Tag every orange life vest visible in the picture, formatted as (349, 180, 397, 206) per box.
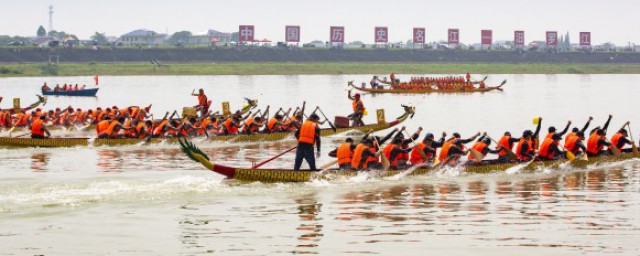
(610, 133, 626, 150)
(516, 138, 533, 160)
(153, 120, 168, 137)
(224, 119, 239, 134)
(31, 119, 44, 137)
(565, 132, 576, 144)
(267, 118, 280, 132)
(545, 132, 555, 140)
(351, 144, 370, 170)
(410, 142, 432, 164)
(586, 133, 604, 155)
(468, 142, 488, 160)
(136, 122, 147, 139)
(538, 138, 558, 159)
(352, 99, 365, 113)
(496, 135, 513, 156)
(198, 94, 208, 106)
(438, 140, 456, 162)
(106, 121, 121, 138)
(123, 120, 134, 137)
(298, 120, 318, 144)
(383, 144, 400, 167)
(336, 143, 353, 165)
(565, 136, 581, 154)
(96, 120, 110, 136)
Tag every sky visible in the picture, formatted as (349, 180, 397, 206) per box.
(0, 0, 638, 45)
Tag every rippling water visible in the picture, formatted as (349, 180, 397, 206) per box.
(1, 74, 640, 255)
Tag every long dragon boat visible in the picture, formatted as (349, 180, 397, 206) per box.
(350, 80, 506, 94)
(179, 138, 640, 183)
(377, 75, 488, 86)
(0, 105, 415, 148)
(0, 95, 47, 114)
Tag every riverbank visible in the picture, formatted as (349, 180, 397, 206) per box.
(2, 62, 640, 77)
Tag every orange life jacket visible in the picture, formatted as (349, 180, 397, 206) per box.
(351, 144, 370, 170)
(106, 121, 121, 138)
(267, 118, 280, 132)
(516, 138, 533, 160)
(438, 140, 456, 162)
(336, 143, 353, 165)
(97, 120, 110, 136)
(198, 94, 208, 106)
(76, 111, 87, 123)
(538, 138, 558, 159)
(123, 120, 134, 137)
(565, 136, 581, 154)
(383, 144, 400, 167)
(610, 133, 626, 150)
(496, 135, 513, 156)
(18, 112, 31, 126)
(468, 142, 488, 161)
(136, 122, 147, 139)
(298, 120, 318, 144)
(224, 119, 239, 134)
(410, 142, 432, 164)
(565, 132, 576, 144)
(586, 132, 604, 155)
(31, 119, 45, 137)
(153, 120, 168, 137)
(352, 99, 365, 113)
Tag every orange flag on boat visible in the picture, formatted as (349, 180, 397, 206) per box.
(94, 75, 99, 86)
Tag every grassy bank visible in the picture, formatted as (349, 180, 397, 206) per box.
(1, 62, 640, 77)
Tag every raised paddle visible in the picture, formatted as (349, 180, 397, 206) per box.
(627, 123, 639, 154)
(252, 146, 297, 169)
(315, 107, 337, 132)
(486, 135, 517, 160)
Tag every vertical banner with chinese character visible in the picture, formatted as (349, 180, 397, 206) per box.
(285, 26, 300, 43)
(374, 27, 388, 43)
(330, 26, 345, 43)
(448, 29, 459, 45)
(481, 30, 492, 45)
(514, 31, 525, 46)
(413, 27, 426, 44)
(546, 31, 558, 46)
(580, 32, 591, 46)
(239, 25, 255, 42)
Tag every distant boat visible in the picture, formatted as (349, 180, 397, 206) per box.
(42, 88, 99, 97)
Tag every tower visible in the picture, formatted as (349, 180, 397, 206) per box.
(48, 5, 54, 31)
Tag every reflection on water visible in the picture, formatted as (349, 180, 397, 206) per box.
(30, 153, 49, 171)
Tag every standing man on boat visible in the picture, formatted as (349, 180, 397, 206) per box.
(294, 114, 322, 171)
(466, 72, 471, 83)
(192, 88, 210, 117)
(347, 90, 366, 127)
(30, 115, 51, 139)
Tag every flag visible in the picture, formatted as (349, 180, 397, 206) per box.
(94, 75, 99, 86)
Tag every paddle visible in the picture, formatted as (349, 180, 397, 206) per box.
(486, 135, 517, 160)
(627, 123, 639, 154)
(373, 136, 391, 171)
(607, 137, 621, 157)
(557, 144, 576, 162)
(320, 159, 339, 169)
(469, 149, 485, 161)
(13, 132, 31, 138)
(316, 106, 337, 132)
(252, 146, 297, 169)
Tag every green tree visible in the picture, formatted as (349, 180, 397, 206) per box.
(167, 31, 192, 45)
(91, 32, 108, 45)
(37, 25, 46, 37)
(230, 32, 239, 42)
(48, 30, 67, 40)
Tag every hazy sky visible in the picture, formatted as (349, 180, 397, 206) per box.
(1, 0, 638, 45)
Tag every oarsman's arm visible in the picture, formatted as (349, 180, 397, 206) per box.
(423, 146, 436, 155)
(314, 126, 321, 152)
(557, 121, 572, 137)
(358, 149, 378, 167)
(448, 146, 465, 155)
(389, 147, 410, 162)
(575, 141, 587, 152)
(598, 138, 611, 148)
(460, 133, 481, 144)
(615, 137, 632, 148)
(509, 137, 521, 144)
(347, 90, 356, 101)
(549, 143, 564, 157)
(580, 117, 593, 134)
(328, 148, 338, 158)
(379, 129, 399, 145)
(602, 115, 612, 133)
(533, 119, 543, 138)
(483, 147, 502, 155)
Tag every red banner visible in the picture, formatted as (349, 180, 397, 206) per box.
(481, 30, 492, 45)
(285, 26, 300, 42)
(330, 26, 345, 43)
(514, 31, 525, 46)
(413, 27, 425, 44)
(546, 31, 558, 46)
(374, 27, 388, 43)
(448, 29, 459, 44)
(239, 25, 255, 42)
(580, 32, 591, 46)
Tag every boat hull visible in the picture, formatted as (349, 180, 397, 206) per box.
(42, 88, 99, 97)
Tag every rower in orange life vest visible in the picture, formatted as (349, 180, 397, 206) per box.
(585, 115, 613, 156)
(222, 116, 243, 135)
(565, 117, 593, 144)
(564, 131, 587, 155)
(265, 114, 285, 133)
(105, 116, 136, 139)
(438, 139, 466, 165)
(467, 135, 503, 162)
(383, 137, 413, 169)
(351, 138, 383, 170)
(364, 128, 399, 169)
(610, 122, 634, 152)
(192, 88, 211, 116)
(545, 120, 572, 140)
(328, 138, 356, 170)
(294, 114, 322, 171)
(516, 130, 535, 161)
(410, 132, 446, 165)
(495, 131, 520, 162)
(538, 134, 566, 160)
(30, 115, 51, 139)
(347, 90, 366, 127)
(388, 127, 422, 167)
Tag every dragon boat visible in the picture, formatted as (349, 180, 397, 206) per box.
(376, 75, 488, 86)
(0, 105, 415, 148)
(42, 88, 99, 97)
(350, 80, 506, 94)
(179, 138, 640, 183)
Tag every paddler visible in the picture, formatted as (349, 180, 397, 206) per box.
(106, 116, 135, 139)
(565, 131, 587, 155)
(496, 131, 520, 162)
(30, 115, 51, 139)
(438, 139, 466, 165)
(586, 128, 612, 156)
(136, 120, 153, 139)
(265, 114, 284, 133)
(516, 130, 535, 161)
(328, 138, 356, 170)
(409, 132, 445, 165)
(222, 116, 243, 135)
(192, 88, 210, 116)
(538, 134, 566, 160)
(347, 90, 366, 127)
(243, 116, 264, 135)
(383, 137, 413, 169)
(364, 128, 399, 169)
(351, 138, 383, 170)
(566, 117, 593, 143)
(294, 114, 322, 171)
(467, 136, 502, 162)
(610, 123, 634, 152)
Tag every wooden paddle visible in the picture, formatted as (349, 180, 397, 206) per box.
(469, 149, 486, 161)
(252, 146, 297, 169)
(557, 144, 576, 162)
(486, 135, 517, 160)
(607, 138, 621, 157)
(373, 136, 391, 171)
(320, 159, 339, 169)
(315, 107, 337, 132)
(627, 123, 639, 154)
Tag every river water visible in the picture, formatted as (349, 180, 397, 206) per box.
(1, 74, 639, 255)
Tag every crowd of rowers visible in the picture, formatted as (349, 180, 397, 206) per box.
(17, 104, 326, 140)
(369, 73, 486, 90)
(41, 83, 88, 92)
(325, 115, 636, 170)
